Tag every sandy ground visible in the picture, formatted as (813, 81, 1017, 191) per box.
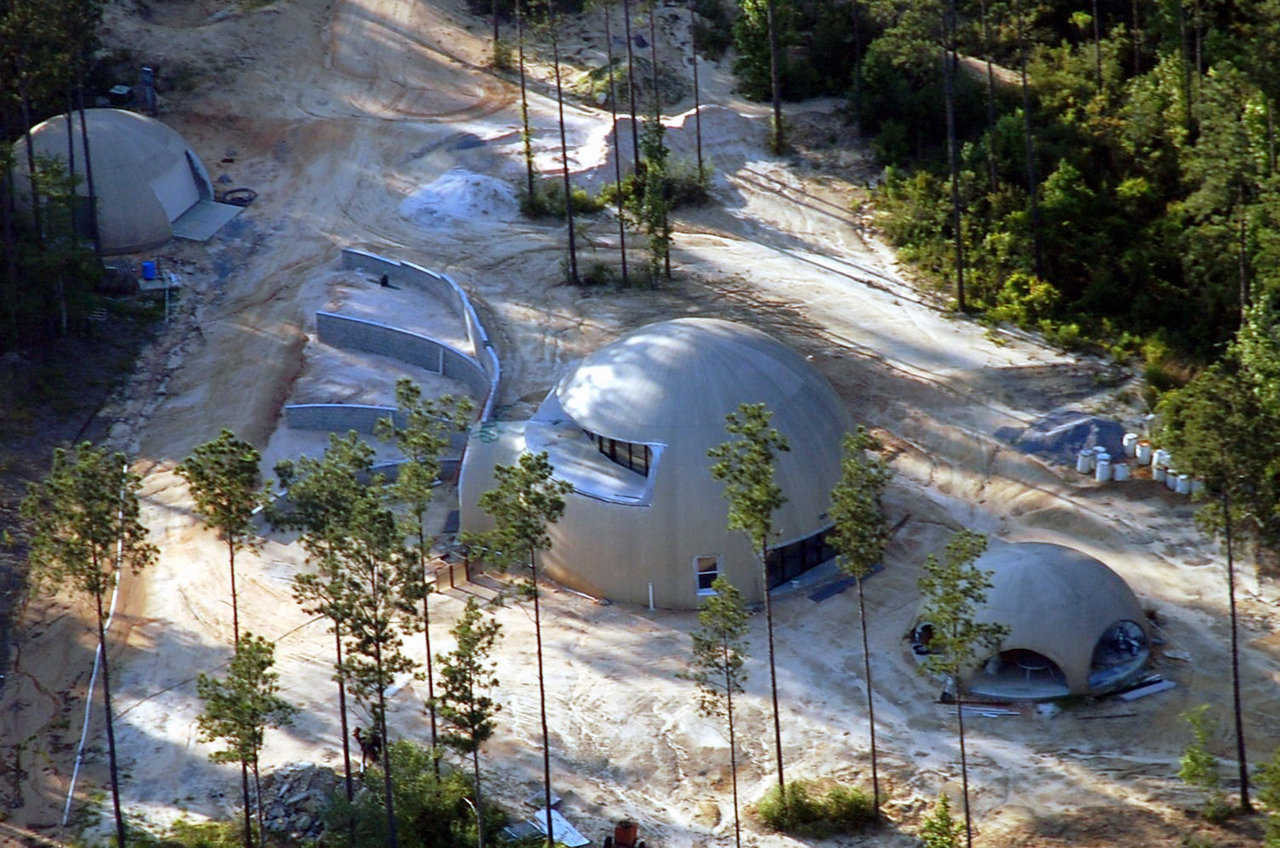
(2, 0, 1279, 845)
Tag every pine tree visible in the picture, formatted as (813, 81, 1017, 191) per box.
(827, 427, 891, 819)
(21, 442, 157, 848)
(707, 403, 791, 803)
(178, 429, 268, 647)
(603, 4, 631, 286)
(196, 634, 296, 848)
(464, 451, 572, 848)
(546, 0, 580, 284)
(916, 530, 1007, 848)
(679, 576, 748, 848)
(919, 793, 962, 848)
(435, 597, 503, 848)
(269, 434, 373, 821)
(377, 380, 473, 777)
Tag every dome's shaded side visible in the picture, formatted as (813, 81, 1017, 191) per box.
(15, 109, 210, 254)
(916, 541, 1150, 695)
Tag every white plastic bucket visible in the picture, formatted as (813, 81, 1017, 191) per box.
(1112, 463, 1130, 481)
(1077, 450, 1092, 473)
(1166, 468, 1179, 490)
(1176, 473, 1192, 494)
(1123, 433, 1139, 457)
(1135, 440, 1153, 465)
(1095, 457, 1112, 482)
(1153, 465, 1166, 483)
(1154, 449, 1171, 468)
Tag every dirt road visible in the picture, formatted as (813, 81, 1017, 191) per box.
(2, 0, 1276, 845)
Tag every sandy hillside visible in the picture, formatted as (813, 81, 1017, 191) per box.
(1, 0, 1277, 846)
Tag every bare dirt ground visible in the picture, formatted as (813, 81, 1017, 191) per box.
(2, 0, 1278, 845)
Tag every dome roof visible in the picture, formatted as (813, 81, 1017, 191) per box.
(14, 109, 211, 254)
(555, 317, 849, 461)
(920, 541, 1150, 694)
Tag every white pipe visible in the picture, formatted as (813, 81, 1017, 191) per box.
(648, 582, 654, 611)
(62, 463, 128, 826)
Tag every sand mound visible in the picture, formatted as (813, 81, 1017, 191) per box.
(398, 169, 519, 227)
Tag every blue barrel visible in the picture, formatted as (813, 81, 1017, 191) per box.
(141, 260, 157, 280)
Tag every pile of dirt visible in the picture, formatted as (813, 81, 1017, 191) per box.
(398, 169, 520, 228)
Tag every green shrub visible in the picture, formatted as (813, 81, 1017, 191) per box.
(989, 271, 1061, 326)
(1178, 705, 1231, 823)
(129, 819, 241, 848)
(755, 780, 874, 837)
(919, 794, 962, 848)
(520, 176, 604, 219)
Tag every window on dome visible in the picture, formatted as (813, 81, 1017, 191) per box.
(695, 556, 719, 595)
(582, 429, 651, 477)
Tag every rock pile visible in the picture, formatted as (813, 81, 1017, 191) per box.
(259, 763, 342, 842)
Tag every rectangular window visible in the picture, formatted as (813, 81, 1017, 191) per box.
(695, 555, 719, 595)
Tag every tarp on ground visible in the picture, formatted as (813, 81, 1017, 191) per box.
(531, 809, 591, 847)
(994, 412, 1127, 466)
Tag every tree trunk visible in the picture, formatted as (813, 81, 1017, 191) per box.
(955, 688, 973, 848)
(334, 628, 354, 805)
(979, 0, 997, 189)
(689, 0, 704, 181)
(229, 539, 241, 646)
(253, 752, 265, 848)
(472, 742, 485, 848)
(605, 6, 630, 286)
(94, 585, 128, 848)
(1091, 0, 1102, 92)
(1239, 206, 1249, 321)
(857, 577, 879, 819)
(2, 105, 20, 351)
(1018, 4, 1043, 279)
(1130, 0, 1140, 76)
(623, 0, 642, 175)
(648, 1, 671, 280)
(548, 2, 579, 285)
(20, 89, 43, 247)
(766, 0, 784, 153)
(517, 0, 535, 198)
(944, 0, 965, 311)
(420, 524, 440, 778)
(493, 0, 500, 62)
(1179, 2, 1193, 137)
(77, 86, 102, 259)
(239, 759, 253, 848)
(1224, 490, 1252, 812)
(723, 648, 741, 848)
(375, 637, 400, 848)
(759, 546, 785, 797)
(851, 0, 862, 131)
(531, 552, 556, 848)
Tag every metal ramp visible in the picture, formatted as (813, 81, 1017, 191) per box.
(171, 200, 242, 242)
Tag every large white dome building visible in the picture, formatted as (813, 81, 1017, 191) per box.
(460, 318, 852, 608)
(912, 541, 1151, 699)
(12, 108, 223, 254)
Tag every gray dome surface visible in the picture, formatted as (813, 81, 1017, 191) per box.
(555, 317, 848, 472)
(14, 109, 212, 254)
(920, 540, 1150, 695)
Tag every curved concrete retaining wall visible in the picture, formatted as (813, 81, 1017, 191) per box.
(284, 403, 468, 452)
(338, 248, 501, 420)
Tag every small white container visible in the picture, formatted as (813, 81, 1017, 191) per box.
(1123, 433, 1139, 457)
(1153, 448, 1171, 468)
(1153, 465, 1167, 483)
(1176, 473, 1192, 495)
(1076, 450, 1093, 474)
(1112, 463, 1131, 481)
(1166, 468, 1180, 490)
(1135, 440, 1153, 465)
(1095, 457, 1112, 482)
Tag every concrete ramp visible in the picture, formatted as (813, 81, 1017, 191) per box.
(171, 200, 242, 242)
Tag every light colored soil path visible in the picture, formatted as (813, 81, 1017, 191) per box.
(2, 0, 1276, 846)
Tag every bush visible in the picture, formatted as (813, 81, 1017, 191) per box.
(755, 780, 874, 837)
(322, 740, 504, 848)
(1178, 705, 1231, 823)
(520, 176, 605, 219)
(919, 794, 962, 848)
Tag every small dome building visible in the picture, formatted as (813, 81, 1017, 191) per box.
(12, 108, 218, 254)
(911, 541, 1151, 699)
(460, 318, 852, 609)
